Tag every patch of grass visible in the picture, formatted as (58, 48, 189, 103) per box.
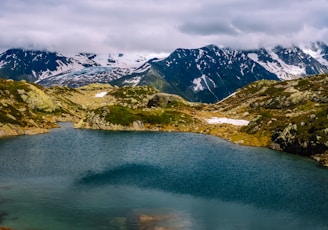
(231, 131, 271, 147)
(49, 86, 79, 96)
(139, 110, 192, 125)
(95, 105, 192, 126)
(296, 74, 327, 91)
(99, 105, 135, 126)
(112, 86, 157, 99)
(298, 100, 315, 111)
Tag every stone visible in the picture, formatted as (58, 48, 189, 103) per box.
(147, 93, 186, 108)
(138, 214, 176, 230)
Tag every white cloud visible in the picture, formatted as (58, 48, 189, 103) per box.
(0, 0, 327, 54)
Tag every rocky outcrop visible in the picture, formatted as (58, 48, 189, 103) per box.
(147, 93, 187, 108)
(0, 123, 51, 137)
(208, 74, 328, 166)
(270, 118, 328, 166)
(271, 123, 327, 156)
(74, 111, 137, 131)
(17, 84, 57, 112)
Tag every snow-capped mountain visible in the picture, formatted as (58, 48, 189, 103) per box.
(300, 41, 328, 67)
(247, 44, 328, 80)
(0, 49, 158, 87)
(0, 41, 327, 103)
(114, 45, 279, 102)
(115, 42, 328, 102)
(0, 49, 84, 82)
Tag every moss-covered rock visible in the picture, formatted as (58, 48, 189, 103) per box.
(19, 84, 57, 112)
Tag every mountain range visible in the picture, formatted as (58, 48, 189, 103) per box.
(0, 41, 327, 103)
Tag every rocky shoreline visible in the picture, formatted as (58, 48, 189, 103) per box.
(0, 123, 52, 137)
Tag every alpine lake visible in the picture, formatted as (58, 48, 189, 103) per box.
(0, 123, 327, 230)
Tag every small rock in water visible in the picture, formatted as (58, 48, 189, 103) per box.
(0, 227, 14, 230)
(138, 213, 187, 230)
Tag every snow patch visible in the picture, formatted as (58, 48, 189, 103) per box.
(217, 92, 236, 103)
(93, 52, 168, 68)
(301, 46, 328, 67)
(205, 117, 249, 126)
(123, 76, 142, 86)
(95, 92, 107, 98)
(192, 76, 205, 92)
(192, 75, 217, 93)
(196, 49, 204, 62)
(247, 52, 305, 80)
(269, 51, 306, 78)
(0, 60, 5, 68)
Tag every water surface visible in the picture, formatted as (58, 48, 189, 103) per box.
(0, 123, 327, 229)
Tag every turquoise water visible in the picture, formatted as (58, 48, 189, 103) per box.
(0, 123, 328, 230)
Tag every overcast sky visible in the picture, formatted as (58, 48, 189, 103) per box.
(1, 0, 327, 54)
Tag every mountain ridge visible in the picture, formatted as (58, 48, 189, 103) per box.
(1, 41, 328, 103)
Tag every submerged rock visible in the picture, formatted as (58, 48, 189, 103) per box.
(107, 217, 127, 230)
(138, 214, 182, 230)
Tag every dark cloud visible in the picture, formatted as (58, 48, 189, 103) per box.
(0, 0, 327, 53)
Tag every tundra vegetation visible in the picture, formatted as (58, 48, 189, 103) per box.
(0, 74, 327, 166)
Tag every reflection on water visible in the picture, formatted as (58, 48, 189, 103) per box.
(0, 123, 327, 229)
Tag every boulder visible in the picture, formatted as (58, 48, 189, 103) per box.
(147, 93, 186, 108)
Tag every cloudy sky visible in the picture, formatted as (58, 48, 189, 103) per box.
(1, 0, 327, 54)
